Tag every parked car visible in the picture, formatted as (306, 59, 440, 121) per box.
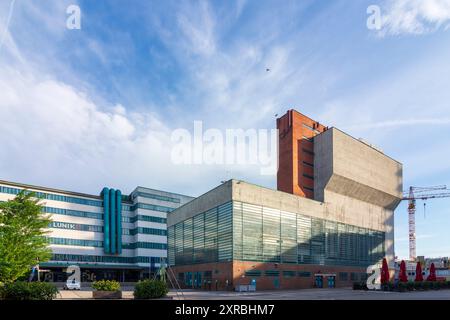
(63, 279, 81, 290)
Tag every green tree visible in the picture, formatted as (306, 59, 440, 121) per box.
(0, 190, 52, 283)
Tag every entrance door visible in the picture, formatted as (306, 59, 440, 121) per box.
(273, 278, 279, 289)
(315, 275, 323, 288)
(194, 272, 202, 289)
(185, 272, 192, 288)
(327, 276, 336, 288)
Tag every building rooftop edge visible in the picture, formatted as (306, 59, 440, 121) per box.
(0, 179, 191, 203)
(316, 127, 403, 165)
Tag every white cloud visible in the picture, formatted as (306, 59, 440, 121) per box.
(379, 0, 450, 36)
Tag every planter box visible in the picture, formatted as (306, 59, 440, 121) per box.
(93, 290, 122, 299)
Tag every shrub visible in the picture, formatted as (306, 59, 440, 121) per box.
(0, 281, 58, 300)
(352, 282, 361, 290)
(414, 282, 423, 291)
(406, 282, 414, 291)
(134, 279, 168, 299)
(92, 280, 121, 292)
(387, 282, 394, 291)
(423, 281, 431, 290)
(445, 281, 450, 289)
(398, 282, 407, 292)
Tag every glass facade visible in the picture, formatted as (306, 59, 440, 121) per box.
(168, 202, 233, 265)
(47, 238, 166, 250)
(168, 201, 385, 267)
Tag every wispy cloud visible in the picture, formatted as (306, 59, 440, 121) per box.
(343, 118, 450, 130)
(0, 0, 16, 51)
(379, 0, 450, 36)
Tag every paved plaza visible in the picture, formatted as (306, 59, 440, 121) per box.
(56, 287, 450, 300)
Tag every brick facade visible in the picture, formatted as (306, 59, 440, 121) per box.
(170, 261, 367, 290)
(277, 110, 327, 199)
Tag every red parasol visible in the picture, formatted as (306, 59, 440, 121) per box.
(399, 260, 408, 282)
(415, 262, 423, 282)
(381, 258, 390, 284)
(427, 263, 437, 282)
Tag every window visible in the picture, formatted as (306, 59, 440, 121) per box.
(265, 270, 280, 277)
(350, 272, 358, 281)
(298, 271, 311, 277)
(122, 242, 167, 250)
(48, 237, 103, 247)
(302, 161, 314, 168)
(131, 203, 174, 213)
(43, 206, 103, 220)
(283, 271, 296, 278)
(302, 148, 314, 156)
(51, 254, 162, 264)
(303, 173, 314, 180)
(0, 186, 102, 206)
(245, 270, 261, 277)
(339, 272, 348, 281)
(132, 191, 181, 203)
(133, 227, 167, 236)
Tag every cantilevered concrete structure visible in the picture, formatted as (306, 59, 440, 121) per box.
(167, 123, 403, 290)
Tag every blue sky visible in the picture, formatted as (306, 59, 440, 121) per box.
(1, 0, 450, 259)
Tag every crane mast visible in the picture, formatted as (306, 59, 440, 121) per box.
(403, 185, 450, 261)
(408, 187, 416, 261)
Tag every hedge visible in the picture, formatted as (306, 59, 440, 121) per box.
(0, 281, 58, 300)
(92, 280, 121, 292)
(134, 279, 168, 299)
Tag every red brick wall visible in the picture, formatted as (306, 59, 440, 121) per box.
(170, 261, 367, 290)
(233, 261, 365, 290)
(277, 110, 327, 199)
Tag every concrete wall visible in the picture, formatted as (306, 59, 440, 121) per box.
(314, 128, 403, 208)
(313, 128, 403, 265)
(167, 181, 233, 227)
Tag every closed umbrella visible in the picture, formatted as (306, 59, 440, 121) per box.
(427, 263, 436, 282)
(415, 262, 423, 282)
(381, 258, 390, 284)
(399, 260, 408, 282)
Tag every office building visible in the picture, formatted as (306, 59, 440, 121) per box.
(0, 179, 193, 282)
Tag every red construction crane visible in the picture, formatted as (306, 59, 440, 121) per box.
(402, 185, 450, 261)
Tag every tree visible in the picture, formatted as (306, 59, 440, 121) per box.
(0, 190, 52, 283)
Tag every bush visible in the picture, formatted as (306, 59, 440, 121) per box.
(0, 281, 58, 300)
(134, 279, 168, 299)
(92, 280, 121, 292)
(386, 282, 394, 291)
(433, 282, 441, 290)
(423, 281, 432, 290)
(353, 282, 361, 290)
(414, 282, 423, 291)
(406, 282, 414, 291)
(398, 282, 407, 292)
(445, 281, 450, 289)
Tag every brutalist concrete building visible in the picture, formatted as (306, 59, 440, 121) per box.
(167, 119, 403, 290)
